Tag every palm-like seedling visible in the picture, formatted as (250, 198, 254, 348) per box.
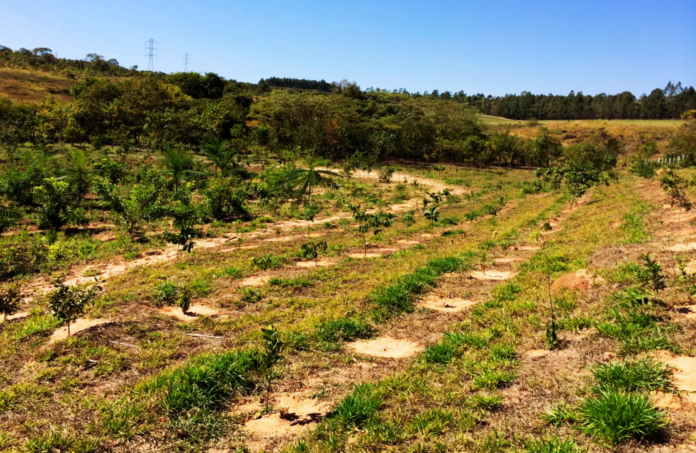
(162, 147, 198, 191)
(424, 206, 439, 229)
(201, 138, 238, 175)
(287, 157, 341, 202)
(65, 149, 91, 205)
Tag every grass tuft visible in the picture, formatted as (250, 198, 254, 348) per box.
(579, 389, 666, 446)
(591, 358, 674, 392)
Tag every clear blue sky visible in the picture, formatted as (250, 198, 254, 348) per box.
(0, 0, 694, 96)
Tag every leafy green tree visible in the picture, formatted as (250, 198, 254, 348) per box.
(402, 212, 415, 239)
(46, 278, 100, 337)
(165, 184, 202, 254)
(659, 170, 692, 213)
(64, 149, 91, 205)
(33, 178, 72, 231)
(564, 163, 609, 208)
(93, 174, 165, 238)
(94, 157, 126, 184)
(204, 176, 250, 221)
(301, 241, 328, 266)
(349, 203, 396, 257)
(0, 283, 21, 321)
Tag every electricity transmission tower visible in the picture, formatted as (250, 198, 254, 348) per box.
(144, 39, 158, 71)
(183, 53, 190, 72)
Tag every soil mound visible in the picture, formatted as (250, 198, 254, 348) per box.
(551, 269, 593, 293)
(419, 295, 475, 313)
(348, 337, 423, 358)
(48, 318, 112, 344)
(158, 304, 221, 322)
(468, 270, 516, 281)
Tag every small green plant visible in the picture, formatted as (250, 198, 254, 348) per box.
(154, 282, 178, 306)
(541, 402, 579, 426)
(317, 318, 374, 342)
(424, 206, 440, 229)
(251, 253, 285, 270)
(46, 278, 100, 337)
(331, 384, 381, 429)
(472, 394, 504, 411)
(300, 241, 328, 266)
(424, 342, 457, 365)
(0, 283, 22, 321)
(659, 169, 692, 213)
(579, 389, 666, 446)
(377, 166, 395, 183)
(541, 222, 552, 231)
(591, 359, 674, 392)
(402, 212, 415, 239)
(241, 288, 263, 303)
(176, 286, 193, 313)
(349, 204, 396, 257)
(638, 254, 666, 292)
(259, 325, 283, 410)
(526, 436, 586, 453)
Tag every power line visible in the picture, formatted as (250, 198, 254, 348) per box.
(144, 39, 158, 71)
(183, 53, 190, 72)
(25, 0, 135, 49)
(0, 0, 139, 55)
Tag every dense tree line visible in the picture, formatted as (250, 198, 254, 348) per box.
(261, 77, 333, 92)
(442, 83, 696, 120)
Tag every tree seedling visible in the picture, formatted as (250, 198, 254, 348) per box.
(424, 206, 440, 229)
(0, 283, 22, 321)
(46, 278, 101, 337)
(349, 204, 396, 257)
(301, 241, 328, 266)
(402, 212, 415, 239)
(259, 325, 283, 411)
(638, 254, 666, 293)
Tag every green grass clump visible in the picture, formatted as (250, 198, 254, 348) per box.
(526, 436, 585, 453)
(541, 402, 579, 426)
(595, 312, 675, 354)
(317, 318, 375, 343)
(369, 255, 470, 316)
(153, 350, 261, 414)
(579, 389, 666, 446)
(591, 359, 673, 392)
(424, 343, 457, 364)
(269, 277, 313, 288)
(251, 253, 286, 270)
(330, 384, 381, 429)
(444, 331, 487, 349)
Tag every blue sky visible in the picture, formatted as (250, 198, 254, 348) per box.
(0, 0, 694, 96)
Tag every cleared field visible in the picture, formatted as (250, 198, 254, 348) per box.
(2, 161, 696, 452)
(0, 67, 75, 103)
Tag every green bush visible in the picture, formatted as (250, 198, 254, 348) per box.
(579, 390, 666, 446)
(251, 253, 285, 270)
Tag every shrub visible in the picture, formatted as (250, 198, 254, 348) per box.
(0, 283, 22, 321)
(592, 359, 673, 392)
(154, 282, 178, 306)
(579, 390, 666, 446)
(46, 278, 100, 337)
(317, 319, 374, 342)
(251, 253, 285, 270)
(240, 288, 263, 303)
(377, 166, 395, 183)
